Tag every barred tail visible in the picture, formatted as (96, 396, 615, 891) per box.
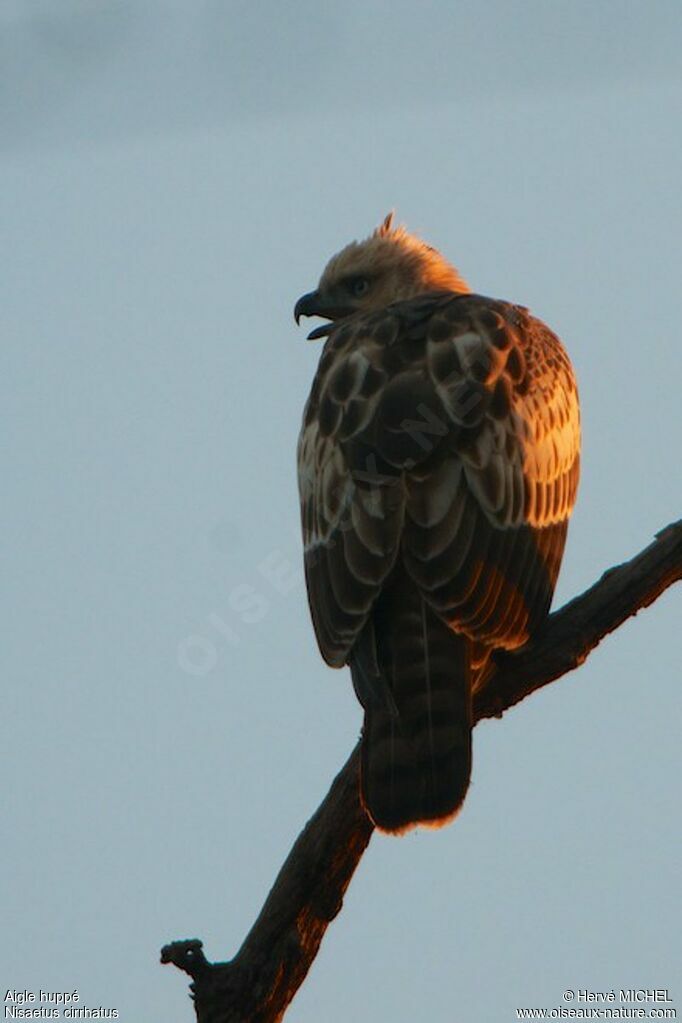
(351, 571, 472, 834)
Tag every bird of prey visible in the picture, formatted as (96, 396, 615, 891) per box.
(294, 214, 580, 833)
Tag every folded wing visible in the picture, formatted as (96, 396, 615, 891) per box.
(298, 293, 580, 666)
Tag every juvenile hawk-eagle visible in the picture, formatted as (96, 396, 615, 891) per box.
(295, 214, 580, 833)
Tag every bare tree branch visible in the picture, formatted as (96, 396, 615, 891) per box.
(161, 519, 682, 1023)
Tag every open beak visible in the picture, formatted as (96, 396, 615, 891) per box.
(294, 289, 351, 340)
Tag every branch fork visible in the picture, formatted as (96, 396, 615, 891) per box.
(163, 520, 682, 1023)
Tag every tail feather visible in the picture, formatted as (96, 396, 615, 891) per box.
(351, 569, 472, 833)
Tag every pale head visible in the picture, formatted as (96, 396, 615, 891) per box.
(294, 213, 470, 338)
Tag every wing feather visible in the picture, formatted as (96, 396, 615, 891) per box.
(298, 293, 580, 667)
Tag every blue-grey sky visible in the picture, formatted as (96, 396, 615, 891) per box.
(3, 3, 681, 1021)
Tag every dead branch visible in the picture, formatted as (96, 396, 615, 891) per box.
(161, 519, 681, 1023)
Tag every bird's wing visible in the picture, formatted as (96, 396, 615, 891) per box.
(297, 311, 406, 667)
(298, 293, 580, 665)
(400, 295, 580, 649)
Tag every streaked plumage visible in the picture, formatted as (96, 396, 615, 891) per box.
(295, 215, 580, 833)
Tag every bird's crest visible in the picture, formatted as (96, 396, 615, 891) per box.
(374, 211, 396, 237)
(316, 213, 470, 306)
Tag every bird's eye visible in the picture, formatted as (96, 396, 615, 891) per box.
(347, 276, 370, 298)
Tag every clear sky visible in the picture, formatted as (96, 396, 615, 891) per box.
(3, 2, 681, 1021)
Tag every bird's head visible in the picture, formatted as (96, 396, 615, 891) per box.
(294, 212, 470, 338)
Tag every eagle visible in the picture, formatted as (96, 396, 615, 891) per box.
(294, 214, 580, 833)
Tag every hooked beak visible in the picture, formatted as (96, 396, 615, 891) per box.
(294, 289, 352, 340)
